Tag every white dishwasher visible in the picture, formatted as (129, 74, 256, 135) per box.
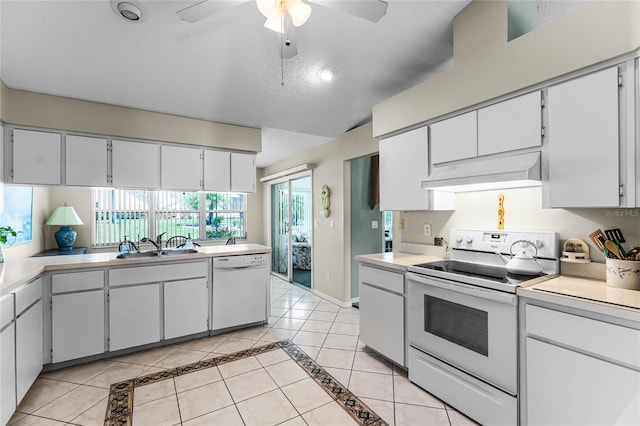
(212, 254, 269, 331)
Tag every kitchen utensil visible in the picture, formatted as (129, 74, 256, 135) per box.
(604, 228, 625, 243)
(561, 238, 590, 263)
(604, 240, 622, 259)
(626, 247, 640, 260)
(498, 240, 543, 275)
(615, 240, 627, 258)
(588, 229, 606, 251)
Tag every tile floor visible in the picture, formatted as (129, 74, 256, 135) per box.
(7, 276, 478, 426)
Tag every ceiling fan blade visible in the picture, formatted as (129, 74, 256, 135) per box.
(311, 0, 388, 22)
(177, 0, 247, 23)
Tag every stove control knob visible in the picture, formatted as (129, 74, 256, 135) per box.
(464, 235, 473, 244)
(455, 234, 463, 243)
(534, 239, 544, 248)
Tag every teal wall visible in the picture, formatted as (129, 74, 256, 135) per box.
(350, 156, 382, 298)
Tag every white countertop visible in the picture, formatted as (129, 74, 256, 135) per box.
(355, 252, 443, 272)
(519, 275, 640, 322)
(0, 244, 271, 296)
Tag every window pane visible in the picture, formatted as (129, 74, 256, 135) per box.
(94, 189, 149, 246)
(154, 191, 200, 239)
(204, 192, 245, 239)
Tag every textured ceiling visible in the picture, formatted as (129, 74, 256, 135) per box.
(0, 0, 470, 166)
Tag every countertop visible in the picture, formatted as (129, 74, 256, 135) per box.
(0, 244, 271, 297)
(355, 252, 443, 272)
(519, 275, 640, 322)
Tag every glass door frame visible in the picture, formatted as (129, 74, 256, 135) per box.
(268, 171, 313, 286)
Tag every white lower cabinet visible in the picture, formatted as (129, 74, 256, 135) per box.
(359, 264, 405, 366)
(52, 291, 105, 363)
(526, 337, 640, 425)
(109, 284, 161, 352)
(15, 299, 43, 402)
(0, 294, 15, 426)
(164, 278, 208, 340)
(1, 323, 15, 426)
(521, 302, 640, 425)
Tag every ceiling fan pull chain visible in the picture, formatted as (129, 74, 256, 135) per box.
(280, 12, 285, 86)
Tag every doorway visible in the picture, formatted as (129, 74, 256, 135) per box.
(270, 173, 313, 288)
(350, 155, 384, 301)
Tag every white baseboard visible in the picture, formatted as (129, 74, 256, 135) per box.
(313, 289, 352, 308)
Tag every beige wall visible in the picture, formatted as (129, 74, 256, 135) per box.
(0, 83, 261, 152)
(398, 186, 640, 264)
(372, 0, 640, 137)
(261, 123, 378, 302)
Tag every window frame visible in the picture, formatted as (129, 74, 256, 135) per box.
(92, 189, 247, 248)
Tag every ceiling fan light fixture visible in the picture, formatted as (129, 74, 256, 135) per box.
(256, 0, 282, 19)
(287, 0, 311, 27)
(317, 67, 336, 82)
(264, 16, 285, 33)
(257, 0, 311, 32)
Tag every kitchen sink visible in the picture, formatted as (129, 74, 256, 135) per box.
(159, 248, 199, 256)
(115, 249, 199, 259)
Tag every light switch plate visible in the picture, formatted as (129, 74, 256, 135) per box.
(372, 221, 378, 229)
(314, 221, 319, 229)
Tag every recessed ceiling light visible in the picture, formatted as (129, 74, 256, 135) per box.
(317, 67, 336, 82)
(111, 0, 147, 23)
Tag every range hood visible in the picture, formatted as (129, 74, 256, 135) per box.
(422, 152, 541, 192)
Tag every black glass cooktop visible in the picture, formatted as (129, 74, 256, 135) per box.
(412, 260, 545, 286)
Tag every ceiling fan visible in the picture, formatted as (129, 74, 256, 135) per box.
(177, 0, 389, 58)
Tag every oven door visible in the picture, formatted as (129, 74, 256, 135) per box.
(407, 272, 518, 394)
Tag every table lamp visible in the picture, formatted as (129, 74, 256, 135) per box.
(46, 204, 84, 250)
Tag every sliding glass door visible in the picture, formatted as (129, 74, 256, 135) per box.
(270, 173, 313, 288)
(271, 181, 289, 278)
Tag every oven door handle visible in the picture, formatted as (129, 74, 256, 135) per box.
(407, 272, 517, 305)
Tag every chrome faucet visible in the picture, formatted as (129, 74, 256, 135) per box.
(141, 232, 167, 253)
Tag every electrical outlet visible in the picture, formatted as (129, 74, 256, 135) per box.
(326, 273, 331, 283)
(424, 224, 431, 236)
(434, 237, 444, 246)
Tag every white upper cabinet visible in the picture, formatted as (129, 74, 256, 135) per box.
(478, 91, 542, 156)
(204, 150, 231, 192)
(65, 135, 108, 187)
(112, 139, 160, 189)
(12, 129, 61, 184)
(430, 111, 477, 164)
(380, 126, 454, 211)
(231, 152, 256, 193)
(161, 145, 203, 191)
(546, 67, 620, 208)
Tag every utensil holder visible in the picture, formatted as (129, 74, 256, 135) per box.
(605, 259, 640, 290)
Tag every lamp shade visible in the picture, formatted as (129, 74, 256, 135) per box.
(46, 205, 84, 226)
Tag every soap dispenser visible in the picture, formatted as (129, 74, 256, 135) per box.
(120, 235, 130, 254)
(183, 233, 194, 249)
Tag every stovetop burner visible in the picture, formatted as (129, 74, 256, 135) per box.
(413, 260, 545, 284)
(409, 260, 547, 292)
(408, 228, 559, 293)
